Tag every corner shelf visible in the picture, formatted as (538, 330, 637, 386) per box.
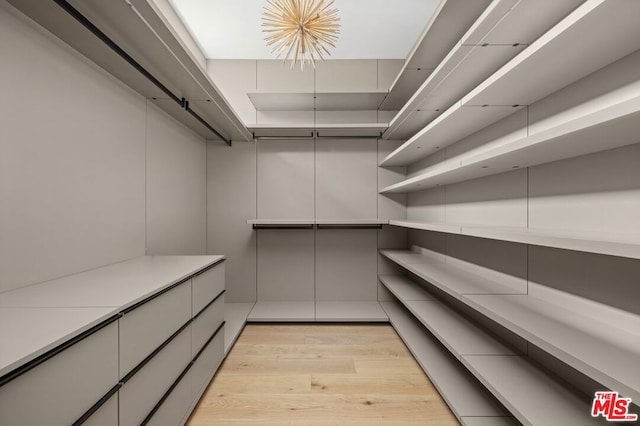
(380, 249, 526, 298)
(382, 0, 640, 165)
(381, 275, 613, 425)
(380, 301, 513, 424)
(384, 0, 584, 140)
(223, 302, 254, 354)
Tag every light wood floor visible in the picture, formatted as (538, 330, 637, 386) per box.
(187, 323, 459, 425)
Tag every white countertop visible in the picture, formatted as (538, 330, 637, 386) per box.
(0, 255, 224, 377)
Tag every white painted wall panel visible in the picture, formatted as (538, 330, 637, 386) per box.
(315, 60, 378, 92)
(316, 139, 378, 219)
(0, 4, 146, 292)
(407, 187, 446, 223)
(207, 141, 256, 302)
(315, 229, 378, 301)
(529, 144, 640, 236)
(257, 139, 314, 219)
(445, 169, 527, 227)
(257, 230, 314, 302)
(377, 59, 405, 90)
(146, 103, 206, 255)
(256, 60, 314, 92)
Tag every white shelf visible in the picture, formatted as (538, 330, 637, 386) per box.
(382, 276, 520, 357)
(464, 293, 640, 403)
(314, 301, 387, 322)
(247, 301, 315, 322)
(387, 220, 640, 260)
(247, 219, 389, 229)
(224, 302, 254, 354)
(381, 301, 512, 421)
(247, 219, 315, 229)
(463, 0, 640, 108)
(380, 0, 492, 111)
(380, 249, 526, 298)
(384, 0, 584, 140)
(248, 123, 388, 138)
(382, 0, 640, 165)
(247, 91, 388, 111)
(381, 103, 523, 167)
(381, 94, 640, 190)
(9, 0, 250, 142)
(463, 355, 604, 426)
(378, 275, 436, 301)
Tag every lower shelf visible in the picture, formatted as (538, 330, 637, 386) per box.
(247, 301, 388, 322)
(224, 302, 254, 353)
(248, 301, 315, 322)
(315, 301, 387, 322)
(380, 301, 512, 423)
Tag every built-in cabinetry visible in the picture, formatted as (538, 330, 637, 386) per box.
(0, 256, 231, 425)
(377, 0, 640, 425)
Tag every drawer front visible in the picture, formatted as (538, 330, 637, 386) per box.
(192, 294, 225, 357)
(192, 262, 225, 315)
(191, 326, 225, 402)
(83, 393, 118, 426)
(119, 280, 191, 377)
(146, 369, 193, 426)
(0, 322, 118, 426)
(119, 325, 191, 426)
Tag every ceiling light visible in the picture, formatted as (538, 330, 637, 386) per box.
(262, 0, 340, 69)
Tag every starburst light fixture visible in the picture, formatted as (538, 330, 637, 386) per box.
(262, 0, 340, 69)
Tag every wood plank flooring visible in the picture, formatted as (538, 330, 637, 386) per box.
(187, 324, 459, 425)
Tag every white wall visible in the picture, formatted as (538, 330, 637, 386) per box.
(0, 3, 207, 292)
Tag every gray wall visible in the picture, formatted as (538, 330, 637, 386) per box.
(0, 3, 207, 292)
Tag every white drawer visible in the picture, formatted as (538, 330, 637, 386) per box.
(192, 293, 225, 357)
(119, 324, 191, 426)
(192, 262, 225, 315)
(119, 280, 191, 377)
(83, 393, 118, 426)
(191, 325, 225, 402)
(0, 321, 118, 426)
(146, 368, 193, 426)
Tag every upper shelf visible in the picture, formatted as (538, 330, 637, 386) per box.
(383, 0, 586, 140)
(380, 94, 640, 188)
(247, 219, 388, 229)
(248, 123, 388, 139)
(379, 0, 492, 111)
(382, 0, 640, 165)
(8, 0, 251, 142)
(248, 91, 389, 111)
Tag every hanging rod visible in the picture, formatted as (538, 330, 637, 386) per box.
(51, 0, 232, 146)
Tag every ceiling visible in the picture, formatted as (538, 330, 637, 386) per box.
(167, 0, 440, 60)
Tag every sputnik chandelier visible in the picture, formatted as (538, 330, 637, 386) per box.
(262, 0, 340, 69)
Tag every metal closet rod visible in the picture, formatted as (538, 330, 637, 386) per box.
(52, 0, 232, 146)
